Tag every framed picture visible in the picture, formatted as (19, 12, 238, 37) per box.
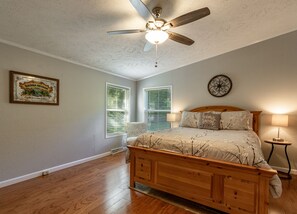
(10, 71, 59, 105)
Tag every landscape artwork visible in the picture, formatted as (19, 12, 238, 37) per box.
(9, 71, 59, 105)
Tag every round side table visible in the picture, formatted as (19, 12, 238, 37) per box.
(264, 140, 292, 179)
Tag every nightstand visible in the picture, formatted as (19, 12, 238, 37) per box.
(264, 140, 292, 179)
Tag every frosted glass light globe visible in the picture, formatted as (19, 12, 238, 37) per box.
(145, 30, 169, 44)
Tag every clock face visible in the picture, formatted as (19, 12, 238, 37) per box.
(208, 75, 232, 97)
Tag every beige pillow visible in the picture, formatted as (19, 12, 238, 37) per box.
(220, 111, 252, 130)
(180, 111, 201, 128)
(249, 113, 253, 130)
(198, 112, 221, 130)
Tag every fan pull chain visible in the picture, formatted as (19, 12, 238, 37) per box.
(155, 43, 158, 68)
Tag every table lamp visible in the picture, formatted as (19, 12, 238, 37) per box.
(271, 114, 288, 142)
(167, 113, 180, 127)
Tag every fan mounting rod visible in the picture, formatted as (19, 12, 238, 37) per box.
(152, 7, 162, 18)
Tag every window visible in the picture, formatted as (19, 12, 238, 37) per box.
(144, 86, 172, 131)
(106, 83, 130, 137)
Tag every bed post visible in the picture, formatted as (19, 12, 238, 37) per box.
(251, 111, 261, 136)
(258, 174, 270, 213)
(129, 150, 135, 188)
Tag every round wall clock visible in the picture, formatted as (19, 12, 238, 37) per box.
(208, 74, 232, 97)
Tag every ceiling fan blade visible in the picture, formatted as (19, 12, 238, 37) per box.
(168, 32, 194, 46)
(107, 29, 146, 35)
(129, 0, 154, 20)
(169, 7, 210, 28)
(144, 41, 154, 52)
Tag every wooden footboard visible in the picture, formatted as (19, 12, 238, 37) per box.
(128, 146, 276, 214)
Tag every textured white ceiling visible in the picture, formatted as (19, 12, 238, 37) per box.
(0, 0, 297, 80)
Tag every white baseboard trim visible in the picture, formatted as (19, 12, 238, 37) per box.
(0, 151, 111, 188)
(271, 165, 297, 175)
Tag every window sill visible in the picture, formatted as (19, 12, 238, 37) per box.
(105, 133, 126, 139)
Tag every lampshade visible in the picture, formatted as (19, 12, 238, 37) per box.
(166, 113, 180, 122)
(272, 114, 288, 127)
(145, 30, 169, 44)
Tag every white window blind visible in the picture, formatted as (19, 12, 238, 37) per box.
(106, 83, 130, 137)
(144, 86, 171, 131)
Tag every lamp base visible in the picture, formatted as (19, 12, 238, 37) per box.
(273, 137, 284, 142)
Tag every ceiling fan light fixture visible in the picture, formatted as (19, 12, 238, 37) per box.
(146, 21, 156, 30)
(154, 18, 165, 28)
(161, 23, 172, 31)
(145, 30, 169, 44)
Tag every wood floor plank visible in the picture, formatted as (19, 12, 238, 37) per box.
(0, 152, 295, 214)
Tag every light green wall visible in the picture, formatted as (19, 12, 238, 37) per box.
(137, 30, 297, 171)
(0, 43, 136, 181)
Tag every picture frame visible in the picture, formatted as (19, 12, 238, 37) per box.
(9, 71, 59, 105)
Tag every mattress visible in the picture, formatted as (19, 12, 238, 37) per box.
(128, 127, 282, 198)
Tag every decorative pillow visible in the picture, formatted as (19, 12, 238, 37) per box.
(126, 122, 147, 138)
(220, 111, 252, 130)
(180, 111, 201, 128)
(198, 112, 221, 130)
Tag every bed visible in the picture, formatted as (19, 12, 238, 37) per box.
(127, 106, 280, 214)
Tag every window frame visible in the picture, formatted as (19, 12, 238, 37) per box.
(105, 82, 131, 138)
(143, 85, 172, 131)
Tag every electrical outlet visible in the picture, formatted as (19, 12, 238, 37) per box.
(42, 171, 49, 176)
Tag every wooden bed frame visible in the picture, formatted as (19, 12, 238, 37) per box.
(128, 106, 277, 214)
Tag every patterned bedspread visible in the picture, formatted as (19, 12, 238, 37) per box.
(128, 127, 282, 198)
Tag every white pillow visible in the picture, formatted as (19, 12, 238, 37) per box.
(180, 111, 201, 128)
(220, 111, 253, 130)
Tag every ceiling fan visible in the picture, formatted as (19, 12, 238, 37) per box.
(107, 0, 210, 52)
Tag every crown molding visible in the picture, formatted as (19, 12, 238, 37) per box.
(0, 39, 136, 81)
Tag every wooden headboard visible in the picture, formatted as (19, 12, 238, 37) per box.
(189, 105, 261, 135)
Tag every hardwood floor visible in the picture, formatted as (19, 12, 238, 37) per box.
(269, 174, 297, 214)
(0, 152, 295, 214)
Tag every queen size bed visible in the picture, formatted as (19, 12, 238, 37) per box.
(127, 106, 281, 214)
